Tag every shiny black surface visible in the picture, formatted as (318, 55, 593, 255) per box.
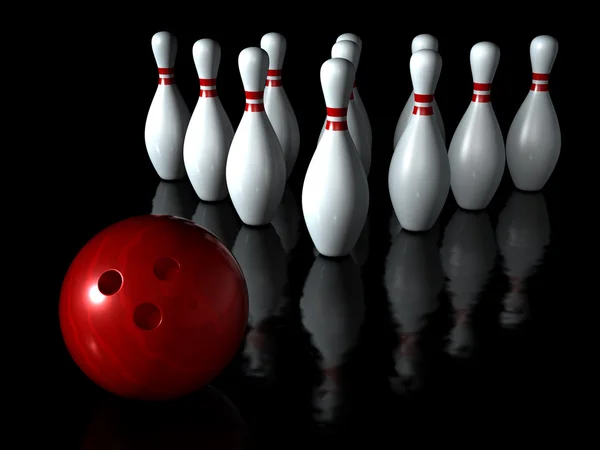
(53, 167, 560, 446)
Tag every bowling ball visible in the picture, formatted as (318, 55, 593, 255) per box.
(59, 214, 248, 400)
(81, 386, 249, 449)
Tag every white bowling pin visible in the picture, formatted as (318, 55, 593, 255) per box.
(225, 47, 287, 226)
(260, 32, 300, 179)
(496, 191, 550, 327)
(145, 31, 191, 181)
(393, 34, 445, 148)
(151, 180, 197, 218)
(336, 33, 372, 150)
(448, 42, 505, 211)
(302, 58, 370, 257)
(506, 35, 560, 192)
(191, 200, 240, 250)
(384, 228, 443, 393)
(183, 39, 234, 202)
(317, 40, 371, 175)
(389, 49, 450, 232)
(441, 209, 497, 357)
(300, 255, 365, 423)
(232, 225, 287, 378)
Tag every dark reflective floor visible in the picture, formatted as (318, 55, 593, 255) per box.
(54, 168, 560, 447)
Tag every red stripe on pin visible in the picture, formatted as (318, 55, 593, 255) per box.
(245, 91, 264, 100)
(532, 73, 550, 80)
(413, 106, 433, 115)
(473, 82, 491, 91)
(530, 83, 549, 91)
(158, 68, 174, 75)
(472, 94, 490, 102)
(159, 78, 174, 85)
(200, 89, 218, 97)
(200, 78, 216, 86)
(266, 79, 282, 87)
(268, 69, 282, 76)
(326, 107, 347, 117)
(326, 120, 348, 131)
(245, 103, 265, 112)
(414, 93, 434, 103)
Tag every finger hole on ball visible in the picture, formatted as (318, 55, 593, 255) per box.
(153, 257, 180, 280)
(134, 303, 162, 330)
(97, 269, 123, 296)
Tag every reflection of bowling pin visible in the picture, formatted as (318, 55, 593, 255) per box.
(192, 200, 240, 249)
(302, 57, 369, 257)
(389, 49, 450, 232)
(384, 228, 444, 393)
(350, 215, 370, 267)
(145, 31, 191, 181)
(506, 35, 560, 191)
(393, 34, 445, 147)
(441, 209, 497, 357)
(271, 186, 301, 254)
(260, 32, 300, 179)
(389, 213, 403, 241)
(151, 180, 197, 219)
(183, 39, 235, 202)
(300, 255, 365, 424)
(318, 40, 371, 175)
(496, 191, 550, 327)
(225, 47, 287, 226)
(232, 225, 287, 378)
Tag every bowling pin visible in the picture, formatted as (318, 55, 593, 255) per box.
(384, 228, 443, 393)
(318, 40, 371, 175)
(336, 33, 372, 150)
(302, 58, 370, 257)
(225, 47, 287, 226)
(506, 35, 560, 191)
(145, 31, 191, 181)
(260, 32, 300, 179)
(389, 49, 450, 232)
(440, 209, 496, 357)
(394, 34, 445, 147)
(448, 42, 505, 211)
(496, 190, 550, 327)
(300, 255, 365, 423)
(183, 39, 234, 202)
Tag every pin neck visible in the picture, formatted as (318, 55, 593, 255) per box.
(245, 90, 265, 112)
(325, 107, 348, 131)
(158, 67, 175, 85)
(266, 69, 282, 87)
(472, 82, 491, 103)
(199, 78, 218, 97)
(531, 72, 549, 92)
(412, 93, 434, 116)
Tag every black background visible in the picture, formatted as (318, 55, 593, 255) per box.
(46, 13, 564, 447)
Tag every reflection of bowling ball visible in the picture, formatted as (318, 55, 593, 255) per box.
(82, 386, 249, 449)
(59, 215, 248, 400)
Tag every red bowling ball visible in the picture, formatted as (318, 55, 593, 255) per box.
(59, 214, 248, 401)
